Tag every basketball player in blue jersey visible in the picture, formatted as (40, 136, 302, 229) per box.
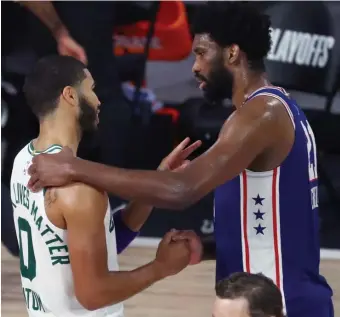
(28, 3, 334, 316)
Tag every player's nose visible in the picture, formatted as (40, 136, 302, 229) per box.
(192, 60, 201, 74)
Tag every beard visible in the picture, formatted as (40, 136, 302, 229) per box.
(78, 96, 97, 133)
(197, 57, 234, 105)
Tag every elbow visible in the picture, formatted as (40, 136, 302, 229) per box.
(76, 289, 103, 311)
(169, 193, 194, 210)
(74, 273, 126, 310)
(78, 298, 100, 312)
(75, 284, 120, 311)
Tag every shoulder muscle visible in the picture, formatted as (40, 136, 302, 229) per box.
(220, 95, 278, 141)
(45, 183, 108, 229)
(58, 183, 107, 219)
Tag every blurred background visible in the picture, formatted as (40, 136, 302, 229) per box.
(2, 1, 340, 316)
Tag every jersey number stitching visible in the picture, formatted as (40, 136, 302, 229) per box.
(18, 217, 37, 281)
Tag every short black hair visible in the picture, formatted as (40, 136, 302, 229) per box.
(193, 2, 272, 68)
(216, 272, 284, 317)
(23, 55, 86, 118)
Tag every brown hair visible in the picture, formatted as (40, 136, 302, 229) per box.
(215, 272, 285, 317)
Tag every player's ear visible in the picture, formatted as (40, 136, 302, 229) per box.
(224, 44, 240, 65)
(61, 86, 79, 107)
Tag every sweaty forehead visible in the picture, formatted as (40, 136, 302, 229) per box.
(192, 33, 218, 52)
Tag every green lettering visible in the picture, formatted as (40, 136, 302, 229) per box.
(46, 233, 63, 245)
(35, 216, 43, 231)
(22, 287, 27, 304)
(37, 292, 45, 312)
(30, 201, 38, 221)
(24, 185, 30, 210)
(18, 218, 36, 281)
(14, 184, 19, 204)
(51, 255, 70, 266)
(15, 183, 30, 209)
(17, 183, 22, 204)
(19, 184, 25, 207)
(32, 291, 40, 311)
(25, 288, 32, 309)
(41, 225, 54, 236)
(49, 244, 68, 255)
(22, 288, 46, 312)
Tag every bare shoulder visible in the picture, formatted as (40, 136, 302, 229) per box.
(45, 183, 108, 225)
(56, 183, 107, 210)
(220, 94, 288, 136)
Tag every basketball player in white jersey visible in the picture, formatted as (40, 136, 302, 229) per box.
(10, 55, 199, 317)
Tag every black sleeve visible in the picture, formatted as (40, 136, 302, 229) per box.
(201, 235, 216, 261)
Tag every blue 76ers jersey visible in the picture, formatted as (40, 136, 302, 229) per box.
(214, 87, 333, 316)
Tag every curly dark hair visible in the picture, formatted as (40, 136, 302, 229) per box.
(216, 272, 285, 317)
(192, 2, 272, 66)
(23, 55, 86, 118)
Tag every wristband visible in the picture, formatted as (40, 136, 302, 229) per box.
(113, 209, 139, 254)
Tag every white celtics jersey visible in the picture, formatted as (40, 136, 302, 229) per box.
(10, 141, 124, 317)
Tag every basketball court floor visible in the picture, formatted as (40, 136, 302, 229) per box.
(2, 245, 339, 316)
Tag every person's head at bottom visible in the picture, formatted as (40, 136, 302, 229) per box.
(23, 55, 101, 137)
(213, 272, 284, 317)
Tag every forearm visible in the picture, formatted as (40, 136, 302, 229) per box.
(114, 202, 153, 253)
(120, 201, 153, 232)
(18, 1, 67, 38)
(72, 158, 192, 209)
(84, 261, 164, 310)
(201, 235, 216, 261)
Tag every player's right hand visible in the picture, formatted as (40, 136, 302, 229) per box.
(27, 147, 75, 192)
(158, 137, 202, 172)
(153, 230, 191, 278)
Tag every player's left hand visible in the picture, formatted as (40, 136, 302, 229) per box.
(171, 230, 203, 265)
(158, 137, 202, 172)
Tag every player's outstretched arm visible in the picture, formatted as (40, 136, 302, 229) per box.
(28, 97, 278, 209)
(54, 183, 190, 310)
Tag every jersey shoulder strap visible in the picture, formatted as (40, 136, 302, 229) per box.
(246, 86, 296, 130)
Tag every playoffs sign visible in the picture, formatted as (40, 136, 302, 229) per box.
(264, 2, 337, 95)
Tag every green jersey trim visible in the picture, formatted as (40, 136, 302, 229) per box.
(28, 141, 63, 156)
